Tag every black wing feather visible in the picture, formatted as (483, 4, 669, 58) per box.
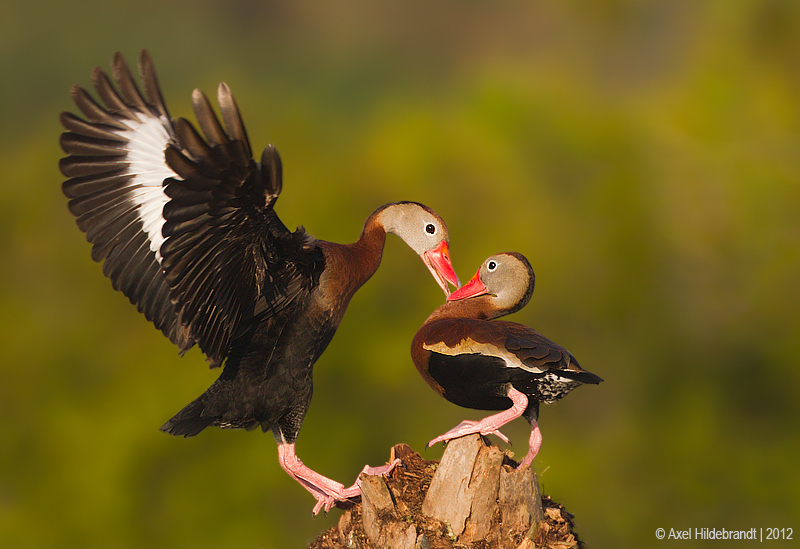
(71, 86, 129, 130)
(61, 50, 323, 366)
(217, 83, 251, 157)
(110, 52, 150, 115)
(92, 67, 139, 121)
(191, 89, 229, 148)
(259, 145, 283, 200)
(138, 51, 170, 119)
(60, 112, 125, 142)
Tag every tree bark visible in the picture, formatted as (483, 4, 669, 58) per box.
(308, 435, 583, 549)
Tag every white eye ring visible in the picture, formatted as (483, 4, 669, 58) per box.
(425, 223, 436, 235)
(487, 260, 498, 271)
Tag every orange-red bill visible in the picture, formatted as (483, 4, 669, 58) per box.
(423, 241, 460, 297)
(446, 269, 487, 302)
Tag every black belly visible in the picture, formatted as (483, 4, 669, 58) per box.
(162, 302, 336, 442)
(427, 352, 533, 411)
(426, 351, 583, 412)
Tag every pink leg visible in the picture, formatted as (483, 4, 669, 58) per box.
(516, 419, 542, 470)
(430, 419, 511, 445)
(277, 443, 400, 515)
(428, 386, 528, 448)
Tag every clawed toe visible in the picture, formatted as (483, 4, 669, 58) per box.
(427, 418, 512, 448)
(360, 458, 401, 478)
(307, 458, 402, 514)
(312, 496, 333, 516)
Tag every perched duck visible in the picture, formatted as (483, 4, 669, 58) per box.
(411, 252, 601, 469)
(60, 50, 460, 514)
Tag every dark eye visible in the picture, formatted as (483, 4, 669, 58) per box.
(487, 260, 498, 271)
(425, 223, 436, 234)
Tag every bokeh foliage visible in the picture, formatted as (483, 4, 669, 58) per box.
(1, 1, 798, 547)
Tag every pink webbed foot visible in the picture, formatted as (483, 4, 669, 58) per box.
(360, 459, 401, 479)
(427, 386, 528, 449)
(306, 458, 401, 514)
(277, 443, 400, 515)
(427, 419, 511, 447)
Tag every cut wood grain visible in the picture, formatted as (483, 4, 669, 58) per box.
(309, 436, 582, 549)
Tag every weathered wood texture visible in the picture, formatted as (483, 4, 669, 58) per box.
(307, 435, 583, 549)
(421, 435, 541, 543)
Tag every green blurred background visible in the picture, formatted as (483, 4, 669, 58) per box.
(2, 1, 798, 547)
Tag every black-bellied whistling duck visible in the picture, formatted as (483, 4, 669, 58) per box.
(59, 51, 460, 514)
(411, 252, 601, 470)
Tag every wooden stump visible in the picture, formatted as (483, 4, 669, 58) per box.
(421, 435, 541, 543)
(308, 436, 583, 549)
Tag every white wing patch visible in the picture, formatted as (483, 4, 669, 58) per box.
(423, 339, 547, 374)
(121, 115, 181, 263)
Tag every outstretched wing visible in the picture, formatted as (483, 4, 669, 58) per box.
(60, 50, 321, 366)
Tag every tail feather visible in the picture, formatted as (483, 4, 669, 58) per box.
(557, 352, 603, 385)
(558, 368, 603, 385)
(160, 398, 216, 437)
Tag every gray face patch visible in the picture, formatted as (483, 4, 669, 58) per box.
(378, 203, 448, 255)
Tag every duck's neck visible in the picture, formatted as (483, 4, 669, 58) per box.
(318, 212, 387, 303)
(347, 214, 388, 286)
(423, 295, 501, 323)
